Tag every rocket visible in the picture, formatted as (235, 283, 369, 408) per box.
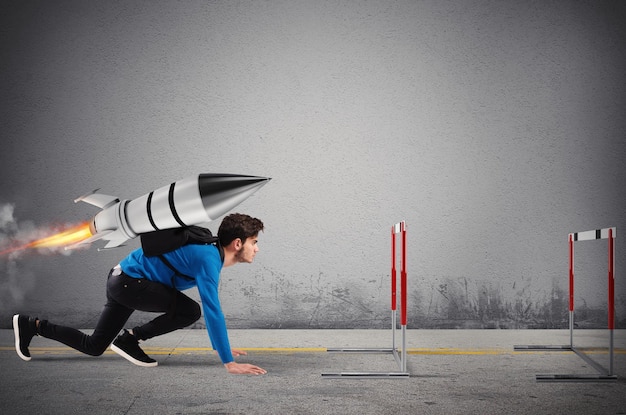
(69, 173, 271, 249)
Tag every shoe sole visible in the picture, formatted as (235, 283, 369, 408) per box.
(13, 314, 31, 362)
(110, 343, 158, 367)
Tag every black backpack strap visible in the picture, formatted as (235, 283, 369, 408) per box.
(216, 242, 225, 263)
(156, 254, 194, 291)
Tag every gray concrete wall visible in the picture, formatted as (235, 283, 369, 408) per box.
(1, 0, 625, 330)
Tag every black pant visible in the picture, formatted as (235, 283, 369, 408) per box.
(38, 269, 201, 356)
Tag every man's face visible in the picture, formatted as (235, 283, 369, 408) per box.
(234, 234, 259, 264)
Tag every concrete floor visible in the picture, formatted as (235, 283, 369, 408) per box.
(1, 329, 625, 414)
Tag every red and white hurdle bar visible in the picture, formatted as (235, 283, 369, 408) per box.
(322, 221, 409, 378)
(515, 227, 617, 382)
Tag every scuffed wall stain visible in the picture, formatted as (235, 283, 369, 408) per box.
(412, 277, 570, 329)
(222, 269, 625, 330)
(224, 268, 389, 329)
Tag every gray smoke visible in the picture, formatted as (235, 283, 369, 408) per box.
(0, 203, 17, 237)
(0, 204, 34, 310)
(0, 203, 76, 312)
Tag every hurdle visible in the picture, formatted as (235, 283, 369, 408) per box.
(514, 227, 617, 382)
(322, 221, 409, 379)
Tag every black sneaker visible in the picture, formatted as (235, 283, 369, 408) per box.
(13, 314, 38, 361)
(110, 329, 157, 367)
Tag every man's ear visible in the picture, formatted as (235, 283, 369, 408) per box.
(233, 238, 243, 250)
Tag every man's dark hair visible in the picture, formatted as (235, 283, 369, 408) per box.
(218, 213, 264, 246)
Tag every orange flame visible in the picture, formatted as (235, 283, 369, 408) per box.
(0, 222, 93, 256)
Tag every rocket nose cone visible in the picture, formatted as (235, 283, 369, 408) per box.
(197, 174, 271, 219)
(198, 174, 270, 193)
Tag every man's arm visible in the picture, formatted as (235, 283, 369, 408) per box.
(193, 248, 266, 374)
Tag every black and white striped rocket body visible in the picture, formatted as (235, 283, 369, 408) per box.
(71, 173, 270, 249)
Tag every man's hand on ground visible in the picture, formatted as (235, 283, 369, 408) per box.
(224, 361, 267, 375)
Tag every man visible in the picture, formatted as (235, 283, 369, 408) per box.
(13, 213, 267, 375)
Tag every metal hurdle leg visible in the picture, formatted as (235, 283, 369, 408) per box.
(514, 228, 617, 382)
(322, 221, 410, 379)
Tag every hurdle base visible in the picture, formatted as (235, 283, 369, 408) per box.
(321, 372, 410, 379)
(325, 345, 408, 379)
(536, 374, 617, 383)
(514, 345, 571, 351)
(515, 344, 617, 382)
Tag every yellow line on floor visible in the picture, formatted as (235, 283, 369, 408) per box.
(1, 346, 625, 355)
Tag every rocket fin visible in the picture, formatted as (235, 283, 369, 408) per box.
(101, 238, 128, 250)
(74, 190, 120, 209)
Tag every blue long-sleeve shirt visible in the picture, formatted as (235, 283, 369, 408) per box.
(119, 243, 234, 364)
